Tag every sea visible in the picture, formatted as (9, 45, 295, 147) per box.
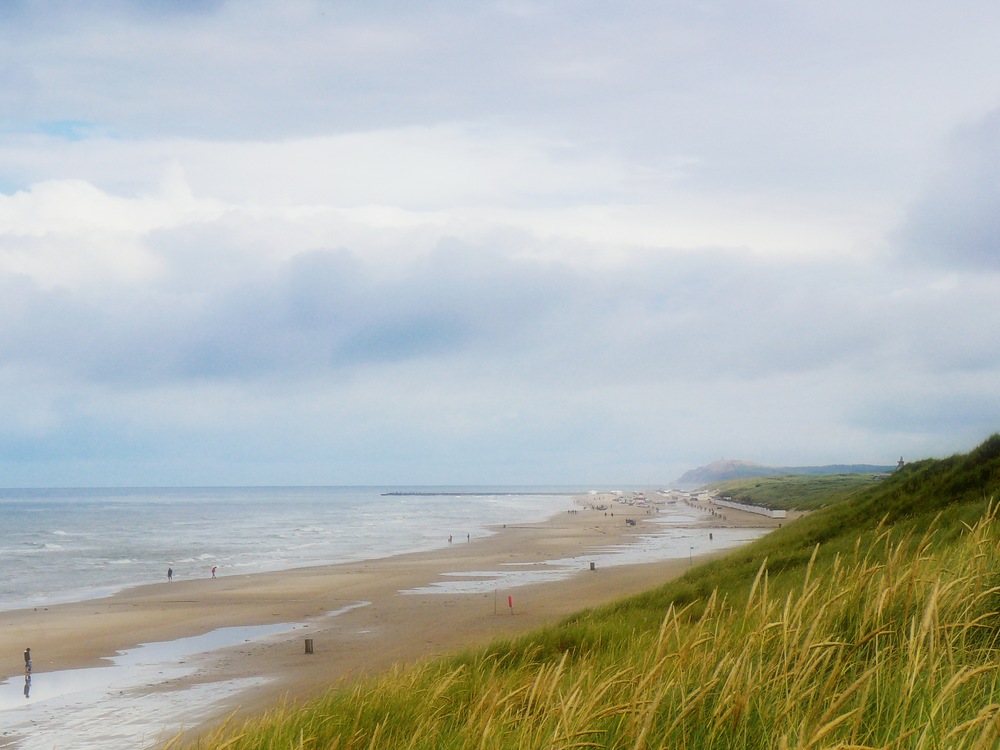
(0, 486, 589, 613)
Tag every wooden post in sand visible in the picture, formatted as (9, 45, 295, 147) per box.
(305, 638, 314, 654)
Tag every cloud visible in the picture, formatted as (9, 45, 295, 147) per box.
(2, 202, 994, 391)
(895, 109, 1000, 271)
(3, 2, 1000, 484)
(0, 127, 636, 211)
(2, 134, 999, 485)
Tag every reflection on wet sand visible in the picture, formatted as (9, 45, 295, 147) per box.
(0, 621, 304, 749)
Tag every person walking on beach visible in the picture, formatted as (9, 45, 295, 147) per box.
(211, 565, 217, 578)
(23, 647, 31, 674)
(167, 567, 173, 582)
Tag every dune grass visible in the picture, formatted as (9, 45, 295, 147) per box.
(707, 472, 882, 511)
(181, 435, 1000, 749)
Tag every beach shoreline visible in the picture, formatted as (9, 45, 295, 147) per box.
(0, 492, 787, 748)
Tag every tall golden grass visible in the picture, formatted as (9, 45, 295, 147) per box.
(182, 505, 1000, 749)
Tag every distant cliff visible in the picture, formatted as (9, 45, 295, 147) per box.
(675, 458, 895, 486)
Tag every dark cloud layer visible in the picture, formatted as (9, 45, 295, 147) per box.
(1, 234, 993, 392)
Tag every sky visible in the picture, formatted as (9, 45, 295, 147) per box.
(1, 0, 999, 487)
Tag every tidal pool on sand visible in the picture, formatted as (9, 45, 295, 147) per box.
(0, 621, 302, 749)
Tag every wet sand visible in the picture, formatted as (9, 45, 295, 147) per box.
(0, 494, 787, 746)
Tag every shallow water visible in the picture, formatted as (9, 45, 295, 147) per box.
(403, 509, 767, 594)
(0, 623, 291, 747)
(0, 607, 376, 749)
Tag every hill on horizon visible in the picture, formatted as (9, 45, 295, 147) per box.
(675, 457, 896, 485)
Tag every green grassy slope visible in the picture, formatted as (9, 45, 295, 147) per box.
(708, 472, 884, 510)
(186, 434, 1000, 750)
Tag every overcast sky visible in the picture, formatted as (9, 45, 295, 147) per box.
(1, 0, 999, 487)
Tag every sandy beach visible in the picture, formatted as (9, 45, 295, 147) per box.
(0, 494, 788, 747)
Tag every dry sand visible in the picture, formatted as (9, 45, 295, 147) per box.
(0, 494, 788, 745)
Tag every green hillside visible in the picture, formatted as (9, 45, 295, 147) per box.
(186, 435, 1000, 749)
(708, 472, 886, 510)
